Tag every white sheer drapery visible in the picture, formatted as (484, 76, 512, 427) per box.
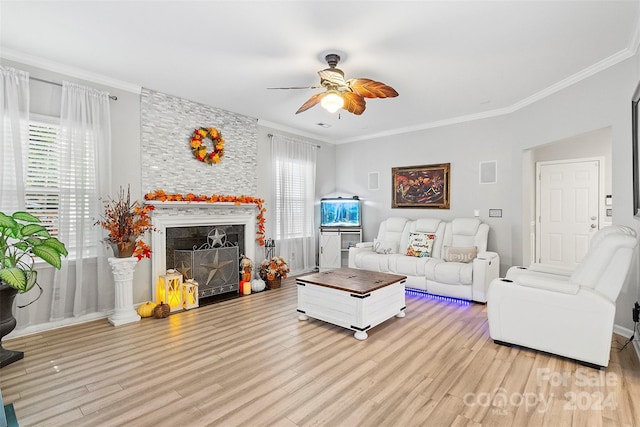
(0, 66, 29, 212)
(270, 134, 317, 274)
(50, 81, 112, 320)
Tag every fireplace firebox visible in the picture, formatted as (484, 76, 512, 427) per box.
(172, 228, 240, 297)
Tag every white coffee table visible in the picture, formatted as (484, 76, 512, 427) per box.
(296, 268, 407, 340)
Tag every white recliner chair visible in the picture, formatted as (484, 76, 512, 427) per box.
(487, 225, 638, 368)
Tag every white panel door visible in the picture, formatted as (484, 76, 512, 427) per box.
(537, 160, 600, 268)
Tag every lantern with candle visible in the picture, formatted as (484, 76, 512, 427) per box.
(156, 270, 183, 312)
(183, 279, 199, 310)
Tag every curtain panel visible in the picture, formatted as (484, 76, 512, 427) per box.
(270, 134, 317, 274)
(0, 66, 29, 212)
(49, 81, 112, 320)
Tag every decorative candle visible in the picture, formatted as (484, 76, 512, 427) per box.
(242, 281, 252, 295)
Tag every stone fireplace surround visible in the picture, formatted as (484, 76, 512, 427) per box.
(147, 201, 257, 302)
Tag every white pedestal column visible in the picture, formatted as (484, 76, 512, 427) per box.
(108, 257, 141, 326)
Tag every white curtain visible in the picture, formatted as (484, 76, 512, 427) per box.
(271, 134, 317, 274)
(0, 66, 29, 212)
(50, 81, 112, 320)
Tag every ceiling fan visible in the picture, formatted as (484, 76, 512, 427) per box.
(269, 54, 399, 115)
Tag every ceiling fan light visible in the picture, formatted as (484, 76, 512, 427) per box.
(321, 91, 344, 113)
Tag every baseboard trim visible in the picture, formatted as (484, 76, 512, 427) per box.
(613, 323, 640, 362)
(3, 311, 111, 340)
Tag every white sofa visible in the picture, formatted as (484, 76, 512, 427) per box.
(487, 225, 638, 367)
(348, 217, 499, 302)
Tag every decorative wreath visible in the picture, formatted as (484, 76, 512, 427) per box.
(189, 127, 225, 165)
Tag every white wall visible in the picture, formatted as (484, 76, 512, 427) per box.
(335, 115, 514, 271)
(510, 55, 640, 330)
(335, 52, 640, 331)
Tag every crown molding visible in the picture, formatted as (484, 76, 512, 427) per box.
(257, 119, 333, 144)
(335, 46, 638, 144)
(337, 106, 514, 144)
(0, 48, 142, 94)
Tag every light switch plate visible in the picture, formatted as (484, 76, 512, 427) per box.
(489, 209, 502, 218)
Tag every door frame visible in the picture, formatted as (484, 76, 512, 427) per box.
(534, 156, 605, 265)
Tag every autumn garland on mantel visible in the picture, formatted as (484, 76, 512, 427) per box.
(144, 190, 266, 246)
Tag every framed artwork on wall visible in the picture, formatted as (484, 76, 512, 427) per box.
(632, 79, 640, 217)
(392, 163, 450, 209)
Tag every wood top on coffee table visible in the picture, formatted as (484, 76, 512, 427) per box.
(296, 267, 407, 294)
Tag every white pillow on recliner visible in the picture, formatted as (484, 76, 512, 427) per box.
(443, 245, 477, 263)
(374, 238, 398, 254)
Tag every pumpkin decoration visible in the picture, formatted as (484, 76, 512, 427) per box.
(137, 301, 157, 318)
(251, 278, 266, 293)
(153, 301, 170, 318)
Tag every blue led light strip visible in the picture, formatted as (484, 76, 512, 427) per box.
(405, 288, 471, 305)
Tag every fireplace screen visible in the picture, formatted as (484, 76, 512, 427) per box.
(174, 229, 239, 298)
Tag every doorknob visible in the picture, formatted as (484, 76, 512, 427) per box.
(590, 216, 597, 221)
(590, 224, 597, 229)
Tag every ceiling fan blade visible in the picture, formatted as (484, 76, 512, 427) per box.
(295, 92, 324, 114)
(347, 78, 399, 99)
(267, 86, 320, 90)
(341, 92, 366, 115)
(318, 69, 348, 89)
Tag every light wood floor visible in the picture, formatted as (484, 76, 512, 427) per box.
(1, 277, 639, 427)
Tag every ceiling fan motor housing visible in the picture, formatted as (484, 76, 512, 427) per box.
(325, 54, 340, 68)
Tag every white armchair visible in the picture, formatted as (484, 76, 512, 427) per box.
(487, 226, 638, 368)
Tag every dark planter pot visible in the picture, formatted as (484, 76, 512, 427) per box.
(0, 283, 24, 368)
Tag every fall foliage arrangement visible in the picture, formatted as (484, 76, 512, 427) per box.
(96, 186, 155, 260)
(259, 256, 290, 281)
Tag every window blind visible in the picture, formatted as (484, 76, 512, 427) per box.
(274, 158, 314, 240)
(26, 119, 60, 237)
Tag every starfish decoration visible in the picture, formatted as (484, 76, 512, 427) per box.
(200, 250, 233, 286)
(207, 229, 226, 247)
(176, 261, 192, 280)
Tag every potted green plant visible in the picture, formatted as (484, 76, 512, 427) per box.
(0, 210, 68, 368)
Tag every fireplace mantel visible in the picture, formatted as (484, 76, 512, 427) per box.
(148, 201, 258, 301)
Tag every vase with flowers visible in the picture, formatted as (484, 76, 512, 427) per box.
(96, 186, 155, 260)
(258, 256, 290, 289)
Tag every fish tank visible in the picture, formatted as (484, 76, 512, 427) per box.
(320, 197, 361, 228)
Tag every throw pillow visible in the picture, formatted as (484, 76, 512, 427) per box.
(374, 238, 398, 254)
(405, 232, 435, 257)
(443, 245, 478, 263)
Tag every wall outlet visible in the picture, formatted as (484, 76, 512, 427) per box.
(633, 302, 640, 323)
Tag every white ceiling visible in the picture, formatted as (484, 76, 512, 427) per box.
(1, 1, 639, 143)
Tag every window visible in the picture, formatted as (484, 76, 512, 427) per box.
(271, 135, 317, 274)
(24, 115, 98, 257)
(274, 157, 314, 240)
